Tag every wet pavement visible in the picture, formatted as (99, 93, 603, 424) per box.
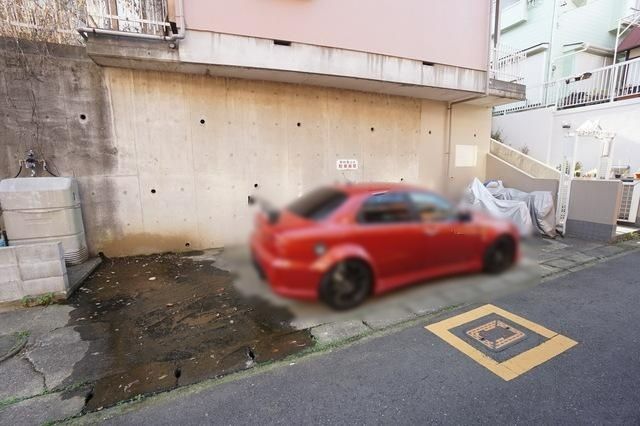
(67, 251, 313, 411)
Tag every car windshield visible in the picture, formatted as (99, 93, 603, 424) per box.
(287, 187, 348, 220)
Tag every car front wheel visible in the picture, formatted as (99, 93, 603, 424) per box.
(319, 259, 372, 310)
(483, 235, 516, 274)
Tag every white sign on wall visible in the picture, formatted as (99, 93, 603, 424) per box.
(454, 145, 478, 167)
(336, 159, 359, 170)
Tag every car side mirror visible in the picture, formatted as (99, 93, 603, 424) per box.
(457, 211, 472, 222)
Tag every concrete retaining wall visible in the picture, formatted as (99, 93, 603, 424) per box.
(0, 242, 69, 303)
(0, 38, 492, 256)
(486, 154, 559, 203)
(489, 139, 562, 180)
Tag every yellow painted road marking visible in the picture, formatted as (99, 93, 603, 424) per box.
(425, 304, 578, 381)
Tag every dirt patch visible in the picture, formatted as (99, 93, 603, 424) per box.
(67, 252, 313, 411)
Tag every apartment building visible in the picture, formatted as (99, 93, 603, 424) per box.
(498, 0, 637, 87)
(1, 0, 524, 255)
(493, 0, 640, 168)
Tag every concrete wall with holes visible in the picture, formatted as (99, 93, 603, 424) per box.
(100, 68, 491, 255)
(0, 38, 492, 257)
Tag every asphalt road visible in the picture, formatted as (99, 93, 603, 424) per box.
(101, 251, 640, 425)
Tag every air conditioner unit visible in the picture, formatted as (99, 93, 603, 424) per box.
(618, 180, 640, 223)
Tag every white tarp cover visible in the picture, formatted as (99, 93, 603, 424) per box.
(461, 178, 533, 236)
(485, 181, 556, 238)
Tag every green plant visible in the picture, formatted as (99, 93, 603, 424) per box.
(520, 145, 530, 155)
(491, 128, 505, 143)
(21, 292, 55, 307)
(16, 330, 30, 339)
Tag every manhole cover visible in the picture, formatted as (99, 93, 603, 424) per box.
(465, 320, 525, 352)
(425, 304, 578, 381)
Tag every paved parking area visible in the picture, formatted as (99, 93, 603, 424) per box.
(1, 235, 638, 424)
(223, 235, 640, 344)
(82, 250, 640, 425)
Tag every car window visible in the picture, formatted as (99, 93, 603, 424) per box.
(358, 192, 415, 224)
(408, 192, 455, 222)
(287, 187, 348, 220)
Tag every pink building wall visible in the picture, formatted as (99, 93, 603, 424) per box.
(183, 0, 491, 72)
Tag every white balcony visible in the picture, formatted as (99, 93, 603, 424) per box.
(83, 0, 171, 37)
(490, 44, 526, 83)
(494, 56, 640, 114)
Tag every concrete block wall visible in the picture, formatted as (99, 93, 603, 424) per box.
(566, 179, 623, 242)
(0, 242, 69, 303)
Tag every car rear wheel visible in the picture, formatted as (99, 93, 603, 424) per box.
(483, 236, 516, 274)
(319, 259, 372, 310)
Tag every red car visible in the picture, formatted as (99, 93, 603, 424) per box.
(251, 183, 518, 310)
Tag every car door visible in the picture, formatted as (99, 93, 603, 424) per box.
(352, 191, 425, 283)
(407, 191, 477, 272)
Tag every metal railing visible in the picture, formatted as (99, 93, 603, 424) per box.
(84, 0, 169, 36)
(79, 0, 184, 42)
(558, 56, 640, 109)
(0, 0, 179, 45)
(490, 44, 526, 83)
(493, 81, 559, 114)
(494, 55, 640, 115)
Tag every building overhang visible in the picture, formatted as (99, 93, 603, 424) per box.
(85, 30, 524, 105)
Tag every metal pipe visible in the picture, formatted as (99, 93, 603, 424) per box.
(443, 0, 497, 193)
(546, 0, 560, 83)
(77, 0, 185, 42)
(487, 0, 499, 94)
(493, 0, 501, 48)
(444, 93, 486, 192)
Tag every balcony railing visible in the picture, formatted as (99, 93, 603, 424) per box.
(494, 56, 640, 115)
(84, 0, 170, 36)
(490, 44, 526, 83)
(0, 0, 176, 45)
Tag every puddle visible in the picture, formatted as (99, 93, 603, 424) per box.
(67, 252, 313, 411)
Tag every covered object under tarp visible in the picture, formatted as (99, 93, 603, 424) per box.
(461, 178, 556, 237)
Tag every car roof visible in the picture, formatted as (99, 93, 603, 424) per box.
(334, 182, 423, 195)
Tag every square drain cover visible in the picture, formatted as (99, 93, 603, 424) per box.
(465, 320, 525, 352)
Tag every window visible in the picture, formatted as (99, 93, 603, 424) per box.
(501, 0, 521, 9)
(358, 192, 414, 224)
(287, 187, 347, 220)
(409, 192, 455, 222)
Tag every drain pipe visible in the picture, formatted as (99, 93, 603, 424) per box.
(77, 0, 185, 43)
(443, 0, 497, 193)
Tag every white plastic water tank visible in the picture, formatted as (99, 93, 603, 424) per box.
(0, 177, 88, 265)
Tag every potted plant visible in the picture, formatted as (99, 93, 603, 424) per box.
(574, 161, 582, 177)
